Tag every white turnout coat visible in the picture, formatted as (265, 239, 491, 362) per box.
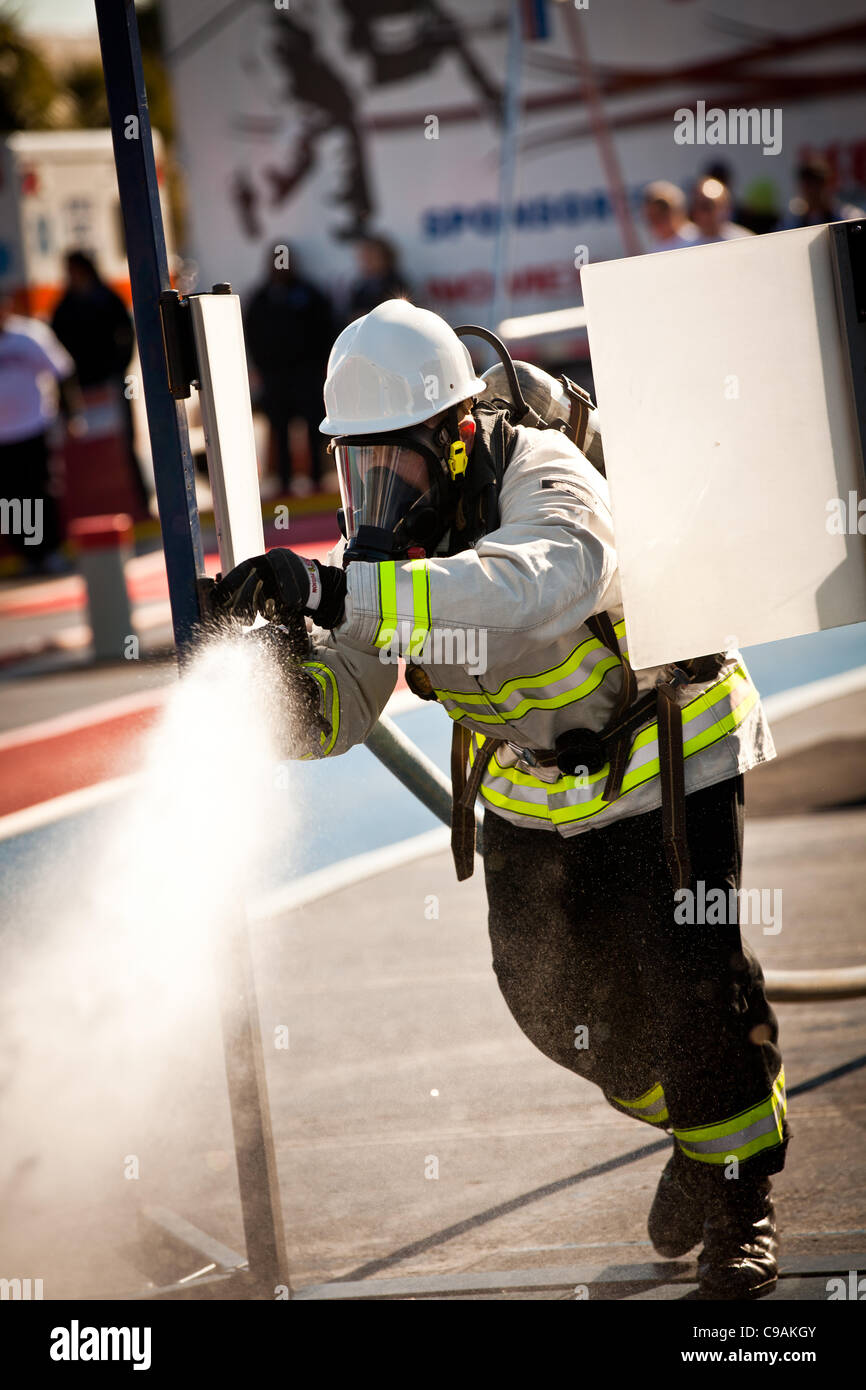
(299, 424, 775, 836)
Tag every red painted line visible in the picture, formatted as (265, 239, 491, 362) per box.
(0, 703, 162, 819)
(0, 538, 412, 819)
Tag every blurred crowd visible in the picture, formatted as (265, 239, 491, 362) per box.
(244, 234, 410, 496)
(245, 157, 866, 496)
(641, 155, 864, 253)
(0, 250, 147, 574)
(2, 156, 863, 571)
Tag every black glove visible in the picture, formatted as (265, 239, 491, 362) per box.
(245, 621, 333, 752)
(212, 548, 346, 628)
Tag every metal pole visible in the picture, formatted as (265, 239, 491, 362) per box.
(490, 1, 523, 343)
(561, 5, 642, 259)
(94, 0, 203, 656)
(366, 715, 484, 853)
(95, 0, 289, 1294)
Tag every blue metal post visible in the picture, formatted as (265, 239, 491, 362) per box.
(94, 0, 204, 656)
(94, 0, 289, 1295)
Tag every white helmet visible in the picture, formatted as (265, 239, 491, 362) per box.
(319, 299, 487, 436)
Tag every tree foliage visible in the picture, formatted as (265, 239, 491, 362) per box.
(0, 2, 174, 140)
(0, 17, 64, 132)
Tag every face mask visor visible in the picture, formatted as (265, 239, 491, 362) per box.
(333, 437, 443, 561)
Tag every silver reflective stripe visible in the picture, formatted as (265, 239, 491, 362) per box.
(437, 624, 627, 725)
(611, 1082, 670, 1126)
(473, 667, 756, 828)
(675, 1068, 786, 1163)
(678, 1110, 781, 1155)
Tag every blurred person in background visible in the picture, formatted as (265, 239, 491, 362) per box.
(737, 178, 781, 237)
(245, 245, 335, 496)
(690, 176, 753, 245)
(642, 181, 699, 253)
(51, 250, 149, 513)
(0, 296, 79, 573)
(344, 234, 411, 321)
(784, 154, 865, 228)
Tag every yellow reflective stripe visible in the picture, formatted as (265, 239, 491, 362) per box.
(611, 1082, 670, 1124)
(613, 1082, 665, 1109)
(675, 1069, 786, 1164)
(678, 1130, 782, 1164)
(435, 635, 605, 706)
(480, 785, 552, 821)
(434, 620, 627, 709)
(675, 1069, 786, 1145)
(439, 655, 621, 724)
(408, 560, 431, 658)
(375, 563, 398, 648)
(475, 666, 755, 823)
(300, 662, 340, 756)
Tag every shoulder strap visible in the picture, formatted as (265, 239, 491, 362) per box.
(448, 404, 517, 552)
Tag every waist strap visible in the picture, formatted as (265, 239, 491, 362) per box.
(449, 616, 726, 888)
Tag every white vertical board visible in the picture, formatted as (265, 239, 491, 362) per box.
(581, 224, 866, 670)
(189, 292, 264, 574)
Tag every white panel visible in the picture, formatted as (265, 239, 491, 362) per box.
(581, 224, 866, 670)
(189, 293, 264, 573)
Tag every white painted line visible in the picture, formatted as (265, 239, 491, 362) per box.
(761, 664, 866, 724)
(0, 687, 170, 752)
(249, 826, 452, 921)
(0, 775, 137, 842)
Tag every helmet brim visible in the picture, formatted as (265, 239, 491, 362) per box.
(319, 376, 488, 436)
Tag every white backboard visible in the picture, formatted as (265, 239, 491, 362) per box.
(581, 224, 866, 670)
(189, 292, 265, 574)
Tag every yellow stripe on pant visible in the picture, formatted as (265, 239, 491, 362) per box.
(674, 1068, 786, 1164)
(611, 1082, 670, 1126)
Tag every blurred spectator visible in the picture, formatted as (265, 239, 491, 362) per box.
(738, 178, 781, 237)
(245, 246, 335, 495)
(642, 181, 699, 253)
(690, 177, 753, 244)
(51, 251, 149, 512)
(344, 235, 411, 320)
(0, 297, 77, 572)
(784, 155, 865, 229)
(701, 161, 779, 235)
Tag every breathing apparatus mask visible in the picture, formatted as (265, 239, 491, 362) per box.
(333, 325, 602, 566)
(334, 405, 473, 564)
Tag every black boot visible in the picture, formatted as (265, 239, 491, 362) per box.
(697, 1176, 778, 1300)
(648, 1146, 710, 1259)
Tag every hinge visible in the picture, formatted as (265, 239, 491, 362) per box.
(159, 289, 199, 399)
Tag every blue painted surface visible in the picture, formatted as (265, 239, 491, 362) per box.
(740, 623, 866, 700)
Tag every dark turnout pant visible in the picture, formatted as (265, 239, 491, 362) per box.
(483, 775, 788, 1178)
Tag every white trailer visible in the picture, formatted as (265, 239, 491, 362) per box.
(0, 128, 171, 317)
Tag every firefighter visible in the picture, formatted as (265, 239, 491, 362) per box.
(213, 299, 787, 1300)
